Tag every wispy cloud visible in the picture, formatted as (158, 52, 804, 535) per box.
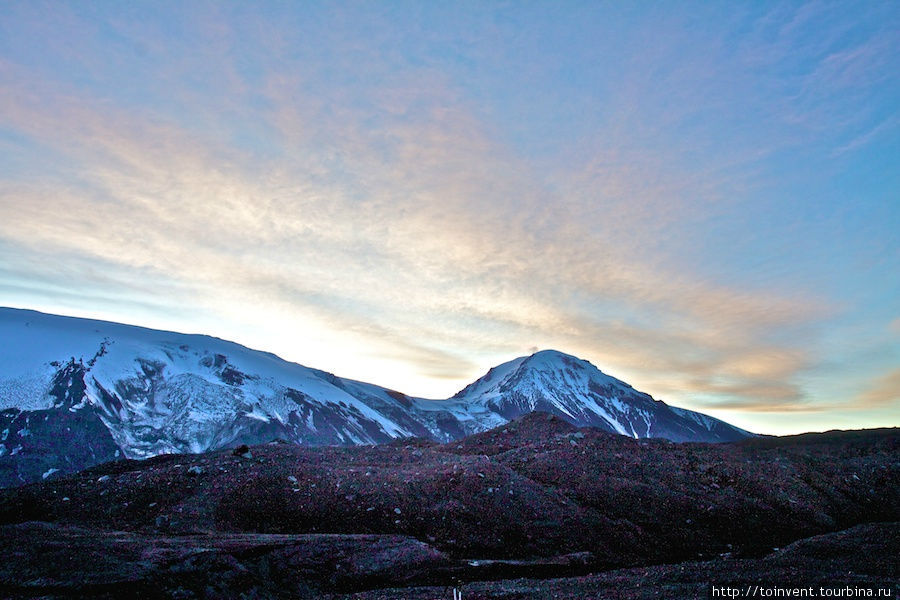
(0, 2, 896, 428)
(853, 368, 900, 409)
(833, 114, 900, 156)
(0, 54, 830, 403)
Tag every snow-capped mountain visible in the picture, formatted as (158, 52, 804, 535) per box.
(450, 350, 750, 442)
(0, 308, 751, 486)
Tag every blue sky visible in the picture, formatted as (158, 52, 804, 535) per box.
(1, 1, 898, 434)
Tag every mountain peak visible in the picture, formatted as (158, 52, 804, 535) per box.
(524, 348, 583, 366)
(452, 348, 751, 442)
(450, 349, 636, 403)
(521, 349, 614, 378)
(528, 348, 575, 359)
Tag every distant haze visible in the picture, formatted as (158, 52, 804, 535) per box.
(1, 2, 898, 435)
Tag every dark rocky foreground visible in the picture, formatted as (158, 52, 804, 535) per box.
(0, 413, 896, 598)
(331, 523, 899, 600)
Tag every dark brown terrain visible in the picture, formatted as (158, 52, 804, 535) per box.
(0, 413, 896, 599)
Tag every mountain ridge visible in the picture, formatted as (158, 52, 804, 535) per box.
(0, 307, 752, 487)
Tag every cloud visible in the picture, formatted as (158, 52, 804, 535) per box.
(833, 115, 900, 156)
(891, 318, 900, 335)
(0, 3, 860, 406)
(853, 368, 900, 409)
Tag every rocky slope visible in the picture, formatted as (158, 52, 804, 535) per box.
(0, 415, 895, 598)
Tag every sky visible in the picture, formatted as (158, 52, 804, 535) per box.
(1, 1, 898, 435)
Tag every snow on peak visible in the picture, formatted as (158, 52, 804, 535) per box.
(453, 349, 633, 400)
(523, 349, 607, 377)
(448, 349, 672, 437)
